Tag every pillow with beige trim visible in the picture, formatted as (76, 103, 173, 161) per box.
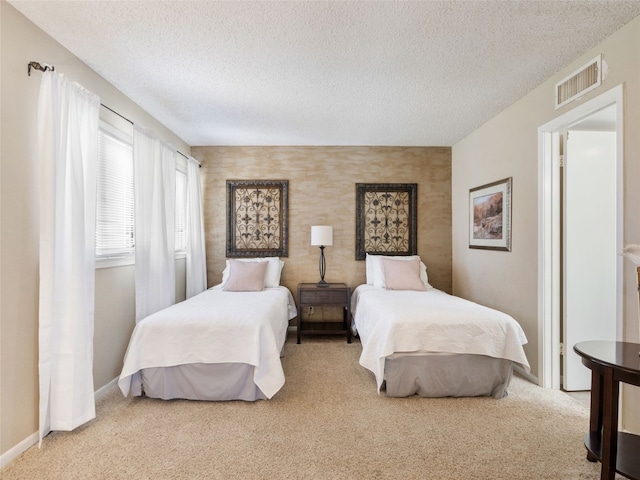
(222, 259, 269, 292)
(367, 253, 431, 289)
(221, 257, 284, 288)
(381, 257, 427, 291)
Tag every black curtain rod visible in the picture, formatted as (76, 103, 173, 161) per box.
(100, 104, 193, 162)
(28, 60, 199, 166)
(28, 61, 54, 76)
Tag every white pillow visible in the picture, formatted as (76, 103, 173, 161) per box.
(365, 253, 375, 285)
(222, 259, 268, 292)
(221, 257, 284, 288)
(366, 253, 430, 289)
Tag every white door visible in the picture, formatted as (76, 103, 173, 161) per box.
(563, 129, 617, 391)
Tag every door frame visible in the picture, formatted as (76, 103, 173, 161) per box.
(537, 84, 624, 389)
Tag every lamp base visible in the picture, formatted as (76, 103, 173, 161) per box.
(317, 246, 329, 287)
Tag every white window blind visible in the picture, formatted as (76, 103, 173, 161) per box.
(175, 169, 187, 252)
(96, 121, 187, 259)
(96, 125, 134, 257)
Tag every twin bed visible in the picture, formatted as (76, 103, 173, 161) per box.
(118, 254, 529, 402)
(351, 254, 530, 398)
(118, 257, 297, 401)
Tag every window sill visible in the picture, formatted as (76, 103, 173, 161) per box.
(96, 252, 187, 269)
(96, 256, 135, 269)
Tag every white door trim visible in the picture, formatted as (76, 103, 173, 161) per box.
(537, 84, 624, 389)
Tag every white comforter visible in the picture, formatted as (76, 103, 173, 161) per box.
(118, 286, 297, 399)
(351, 285, 530, 391)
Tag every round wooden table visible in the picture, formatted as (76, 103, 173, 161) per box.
(573, 341, 640, 480)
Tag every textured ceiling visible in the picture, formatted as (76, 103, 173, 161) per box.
(10, 1, 640, 147)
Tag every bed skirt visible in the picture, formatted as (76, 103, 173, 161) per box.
(130, 363, 267, 401)
(383, 353, 514, 399)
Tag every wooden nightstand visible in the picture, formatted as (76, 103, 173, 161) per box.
(296, 283, 351, 344)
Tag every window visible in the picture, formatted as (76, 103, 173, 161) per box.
(95, 122, 187, 260)
(175, 168, 187, 252)
(96, 123, 134, 257)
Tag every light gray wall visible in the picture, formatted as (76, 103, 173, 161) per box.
(452, 16, 640, 433)
(0, 1, 190, 458)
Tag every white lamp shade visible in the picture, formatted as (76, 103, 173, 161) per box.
(311, 226, 333, 246)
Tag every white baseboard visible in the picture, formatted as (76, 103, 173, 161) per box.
(0, 377, 120, 470)
(0, 431, 39, 469)
(514, 364, 539, 385)
(95, 377, 119, 400)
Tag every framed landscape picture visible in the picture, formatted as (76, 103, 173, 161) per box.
(226, 179, 289, 257)
(355, 183, 417, 260)
(469, 177, 512, 251)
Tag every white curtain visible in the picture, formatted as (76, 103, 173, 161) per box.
(133, 125, 176, 322)
(186, 157, 207, 298)
(38, 72, 100, 444)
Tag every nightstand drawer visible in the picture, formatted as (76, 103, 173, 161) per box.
(299, 288, 349, 305)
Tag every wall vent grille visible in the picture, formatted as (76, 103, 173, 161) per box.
(555, 55, 602, 109)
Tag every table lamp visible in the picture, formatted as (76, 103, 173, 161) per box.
(311, 226, 333, 287)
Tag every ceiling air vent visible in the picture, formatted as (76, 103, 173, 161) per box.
(555, 55, 602, 109)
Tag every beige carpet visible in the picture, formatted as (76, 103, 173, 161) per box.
(3, 336, 609, 479)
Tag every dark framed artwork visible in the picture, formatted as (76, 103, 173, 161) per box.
(355, 183, 417, 260)
(226, 179, 289, 257)
(469, 177, 512, 251)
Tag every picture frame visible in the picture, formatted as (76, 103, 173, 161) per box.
(469, 177, 512, 251)
(226, 179, 289, 257)
(355, 183, 417, 260)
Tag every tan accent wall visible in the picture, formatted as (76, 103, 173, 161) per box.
(193, 146, 452, 299)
